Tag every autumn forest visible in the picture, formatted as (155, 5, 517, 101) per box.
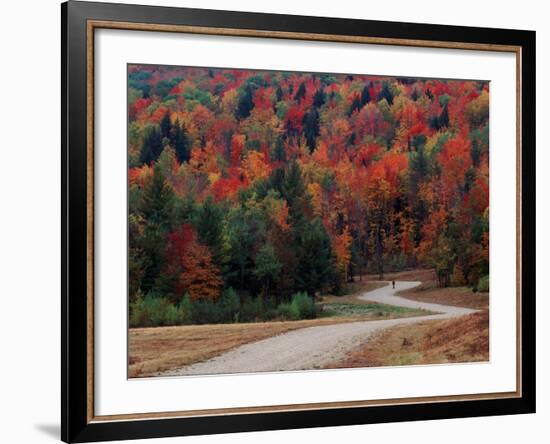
(127, 64, 489, 328)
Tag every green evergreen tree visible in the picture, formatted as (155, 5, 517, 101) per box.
(294, 81, 306, 102)
(439, 103, 449, 128)
(276, 85, 284, 102)
(254, 243, 282, 300)
(160, 110, 172, 139)
(273, 136, 287, 162)
(128, 213, 146, 302)
(360, 84, 371, 106)
(281, 161, 307, 217)
(463, 166, 476, 194)
(348, 95, 362, 116)
(194, 196, 225, 266)
(303, 108, 320, 152)
(471, 138, 481, 166)
(429, 115, 441, 130)
(313, 87, 326, 108)
(139, 164, 175, 230)
(294, 218, 333, 297)
(224, 207, 255, 291)
(236, 84, 255, 119)
(139, 125, 163, 165)
(377, 81, 394, 105)
(171, 119, 190, 163)
(133, 166, 175, 294)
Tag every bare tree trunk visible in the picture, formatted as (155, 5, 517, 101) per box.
(376, 226, 384, 280)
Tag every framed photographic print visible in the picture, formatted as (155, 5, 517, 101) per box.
(61, 1, 536, 442)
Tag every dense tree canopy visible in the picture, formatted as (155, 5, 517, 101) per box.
(128, 65, 489, 305)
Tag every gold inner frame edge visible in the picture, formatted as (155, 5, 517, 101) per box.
(85, 19, 523, 423)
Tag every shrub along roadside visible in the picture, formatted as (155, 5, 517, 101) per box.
(129, 294, 188, 328)
(129, 289, 320, 328)
(477, 275, 489, 292)
(276, 292, 317, 320)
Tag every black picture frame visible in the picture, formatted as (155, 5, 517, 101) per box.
(62, 1, 536, 442)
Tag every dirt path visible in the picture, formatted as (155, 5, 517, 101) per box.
(158, 281, 478, 377)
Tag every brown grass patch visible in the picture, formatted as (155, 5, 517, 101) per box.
(326, 311, 489, 369)
(399, 286, 489, 310)
(130, 315, 394, 378)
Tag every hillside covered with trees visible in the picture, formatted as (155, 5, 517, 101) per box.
(127, 64, 489, 326)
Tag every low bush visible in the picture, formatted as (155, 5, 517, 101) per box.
(179, 294, 193, 324)
(290, 292, 317, 319)
(275, 302, 295, 320)
(130, 293, 187, 327)
(219, 287, 240, 322)
(239, 296, 265, 323)
(477, 275, 489, 292)
(189, 290, 240, 324)
(276, 292, 317, 320)
(189, 300, 215, 324)
(129, 289, 319, 327)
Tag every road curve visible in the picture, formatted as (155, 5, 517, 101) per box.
(158, 281, 478, 377)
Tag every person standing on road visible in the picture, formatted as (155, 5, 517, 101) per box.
(392, 280, 395, 289)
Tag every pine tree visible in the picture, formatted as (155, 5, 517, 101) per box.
(193, 197, 225, 266)
(439, 103, 449, 128)
(295, 218, 333, 296)
(254, 243, 281, 300)
(429, 115, 441, 130)
(273, 136, 287, 162)
(348, 95, 362, 116)
(303, 108, 320, 152)
(360, 84, 371, 106)
(377, 81, 394, 105)
(281, 161, 307, 214)
(139, 125, 163, 165)
(160, 110, 172, 138)
(224, 208, 255, 292)
(171, 119, 190, 163)
(139, 164, 175, 230)
(135, 166, 176, 294)
(294, 81, 306, 102)
(236, 84, 255, 119)
(471, 138, 481, 166)
(276, 85, 284, 102)
(313, 87, 326, 108)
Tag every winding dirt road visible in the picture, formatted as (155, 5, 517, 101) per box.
(158, 281, 477, 377)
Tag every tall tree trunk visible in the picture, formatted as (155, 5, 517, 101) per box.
(376, 226, 384, 280)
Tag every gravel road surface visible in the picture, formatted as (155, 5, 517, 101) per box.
(159, 281, 477, 376)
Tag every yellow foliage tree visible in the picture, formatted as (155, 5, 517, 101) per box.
(333, 226, 353, 279)
(241, 150, 270, 183)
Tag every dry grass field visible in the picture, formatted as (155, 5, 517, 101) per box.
(325, 310, 489, 369)
(399, 285, 489, 310)
(129, 320, 328, 377)
(129, 302, 427, 378)
(129, 279, 404, 377)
